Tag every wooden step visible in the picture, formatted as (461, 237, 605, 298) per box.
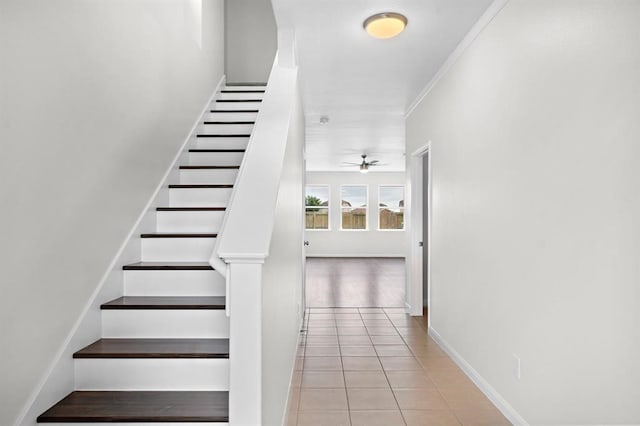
(168, 184, 234, 189)
(101, 296, 225, 310)
(189, 149, 245, 153)
(180, 165, 240, 170)
(196, 134, 251, 138)
(226, 82, 267, 86)
(37, 391, 228, 423)
(216, 99, 262, 103)
(122, 262, 213, 270)
(156, 206, 226, 211)
(140, 233, 217, 238)
(73, 338, 229, 359)
(209, 109, 259, 113)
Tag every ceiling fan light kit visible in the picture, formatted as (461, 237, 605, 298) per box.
(363, 12, 408, 39)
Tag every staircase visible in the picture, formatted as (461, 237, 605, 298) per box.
(37, 84, 266, 424)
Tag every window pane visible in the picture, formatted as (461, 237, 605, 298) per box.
(379, 186, 405, 230)
(305, 186, 329, 230)
(305, 185, 329, 208)
(341, 185, 367, 230)
(306, 207, 329, 230)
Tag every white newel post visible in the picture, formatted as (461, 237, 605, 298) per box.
(227, 258, 264, 425)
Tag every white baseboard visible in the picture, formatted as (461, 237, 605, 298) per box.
(15, 75, 227, 426)
(428, 327, 528, 426)
(305, 254, 406, 258)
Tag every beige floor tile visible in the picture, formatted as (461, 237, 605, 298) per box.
(334, 313, 362, 320)
(287, 387, 300, 411)
(304, 346, 341, 357)
(296, 410, 350, 426)
(380, 356, 423, 371)
(366, 327, 400, 336)
(410, 345, 446, 358)
(363, 319, 393, 327)
(370, 335, 406, 345)
(305, 335, 339, 346)
(295, 357, 304, 371)
(304, 356, 342, 371)
(342, 356, 383, 371)
(350, 410, 405, 426)
(396, 327, 428, 337)
(452, 408, 511, 425)
(402, 409, 461, 426)
(301, 371, 345, 388)
(335, 319, 365, 327)
(359, 313, 388, 319)
(307, 327, 338, 336)
(334, 308, 360, 313)
(427, 368, 474, 387)
(384, 308, 407, 314)
(309, 308, 335, 313)
(359, 308, 386, 313)
(337, 326, 369, 336)
(285, 410, 297, 426)
(374, 344, 414, 357)
(418, 356, 458, 371)
(344, 371, 390, 388)
(347, 388, 399, 410)
(341, 345, 377, 356)
(291, 371, 303, 388)
(394, 389, 449, 410)
(386, 371, 435, 389)
(310, 313, 336, 320)
(339, 335, 372, 346)
(299, 388, 348, 411)
(438, 387, 495, 411)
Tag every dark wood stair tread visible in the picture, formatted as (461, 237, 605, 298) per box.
(209, 109, 259, 113)
(101, 296, 225, 310)
(189, 149, 245, 153)
(156, 207, 226, 211)
(216, 99, 262, 102)
(37, 391, 228, 423)
(196, 134, 251, 138)
(168, 184, 233, 189)
(74, 338, 229, 359)
(180, 165, 240, 170)
(122, 261, 213, 270)
(140, 233, 217, 238)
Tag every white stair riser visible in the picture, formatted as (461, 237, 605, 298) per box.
(205, 112, 257, 122)
(169, 188, 233, 207)
(219, 92, 264, 100)
(211, 101, 261, 111)
(194, 138, 249, 150)
(124, 270, 225, 296)
(102, 310, 229, 338)
(224, 85, 266, 91)
(188, 151, 244, 166)
(75, 359, 229, 391)
(179, 169, 238, 185)
(200, 123, 254, 134)
(156, 210, 225, 233)
(141, 237, 216, 262)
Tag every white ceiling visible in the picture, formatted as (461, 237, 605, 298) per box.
(271, 0, 494, 172)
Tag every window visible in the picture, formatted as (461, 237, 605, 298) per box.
(379, 185, 405, 230)
(305, 185, 330, 230)
(341, 185, 368, 230)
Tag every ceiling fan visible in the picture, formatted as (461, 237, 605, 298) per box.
(341, 154, 382, 174)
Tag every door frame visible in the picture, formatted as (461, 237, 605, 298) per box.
(407, 142, 431, 319)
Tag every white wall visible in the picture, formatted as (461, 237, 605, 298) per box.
(306, 172, 406, 257)
(406, 0, 640, 424)
(262, 79, 305, 426)
(0, 1, 225, 425)
(225, 0, 277, 83)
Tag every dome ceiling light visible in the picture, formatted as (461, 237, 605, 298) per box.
(363, 12, 408, 39)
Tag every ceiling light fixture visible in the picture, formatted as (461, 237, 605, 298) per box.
(359, 163, 369, 174)
(319, 115, 330, 124)
(363, 12, 407, 39)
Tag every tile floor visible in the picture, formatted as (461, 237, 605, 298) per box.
(286, 308, 510, 426)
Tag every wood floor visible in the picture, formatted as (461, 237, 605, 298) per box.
(305, 257, 405, 308)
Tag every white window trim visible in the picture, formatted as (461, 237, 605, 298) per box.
(377, 184, 405, 231)
(305, 184, 331, 231)
(340, 184, 368, 231)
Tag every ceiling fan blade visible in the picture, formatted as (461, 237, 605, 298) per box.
(340, 162, 361, 166)
(368, 162, 388, 166)
(368, 160, 380, 164)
